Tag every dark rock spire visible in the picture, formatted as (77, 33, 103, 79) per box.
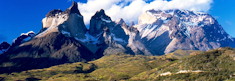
(92, 9, 111, 20)
(45, 1, 82, 17)
(65, 1, 82, 15)
(116, 18, 125, 25)
(89, 9, 112, 36)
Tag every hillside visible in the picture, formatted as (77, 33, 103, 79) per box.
(0, 47, 234, 81)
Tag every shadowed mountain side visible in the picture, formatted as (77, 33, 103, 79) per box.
(0, 32, 94, 73)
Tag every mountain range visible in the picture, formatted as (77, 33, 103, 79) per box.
(0, 1, 234, 73)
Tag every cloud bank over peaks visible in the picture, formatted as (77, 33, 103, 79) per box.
(77, 0, 213, 25)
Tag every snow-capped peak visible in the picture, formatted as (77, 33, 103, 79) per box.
(130, 9, 235, 55)
(20, 31, 35, 36)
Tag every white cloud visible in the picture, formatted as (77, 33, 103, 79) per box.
(77, 0, 213, 25)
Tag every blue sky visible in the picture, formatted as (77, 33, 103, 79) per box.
(0, 0, 234, 43)
(210, 0, 235, 37)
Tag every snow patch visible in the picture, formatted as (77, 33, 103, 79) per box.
(111, 33, 126, 43)
(61, 30, 71, 36)
(38, 13, 69, 37)
(23, 37, 32, 42)
(138, 23, 170, 40)
(177, 70, 204, 74)
(76, 14, 82, 18)
(168, 11, 174, 15)
(101, 18, 111, 23)
(75, 32, 99, 44)
(163, 19, 170, 23)
(36, 26, 58, 37)
(0, 47, 10, 54)
(184, 22, 198, 26)
(160, 70, 204, 76)
(160, 72, 172, 76)
(161, 17, 167, 20)
(228, 36, 234, 41)
(20, 31, 35, 36)
(141, 25, 158, 38)
(196, 12, 206, 15)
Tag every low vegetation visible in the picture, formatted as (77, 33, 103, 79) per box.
(0, 47, 235, 81)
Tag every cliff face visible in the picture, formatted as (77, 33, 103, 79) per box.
(85, 9, 130, 56)
(40, 2, 87, 39)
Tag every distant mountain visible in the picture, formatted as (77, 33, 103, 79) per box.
(11, 31, 35, 47)
(127, 9, 235, 55)
(77, 8, 235, 55)
(0, 31, 35, 55)
(0, 42, 10, 54)
(0, 1, 234, 73)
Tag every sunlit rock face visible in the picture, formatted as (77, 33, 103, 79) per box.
(40, 2, 87, 39)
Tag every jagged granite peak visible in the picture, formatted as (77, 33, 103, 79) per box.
(45, 1, 83, 18)
(130, 21, 135, 27)
(115, 18, 125, 25)
(92, 9, 111, 21)
(40, 1, 86, 39)
(64, 1, 82, 15)
(92, 9, 110, 19)
(130, 9, 235, 55)
(99, 9, 105, 14)
(89, 9, 112, 36)
(72, 9, 130, 56)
